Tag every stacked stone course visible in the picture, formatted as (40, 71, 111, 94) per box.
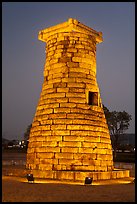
(26, 18, 117, 181)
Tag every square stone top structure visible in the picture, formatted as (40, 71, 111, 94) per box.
(38, 18, 103, 44)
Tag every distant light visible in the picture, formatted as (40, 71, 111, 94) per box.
(27, 174, 34, 183)
(85, 177, 93, 185)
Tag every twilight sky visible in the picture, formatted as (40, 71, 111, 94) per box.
(2, 2, 135, 140)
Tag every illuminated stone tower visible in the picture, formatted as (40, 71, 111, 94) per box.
(26, 19, 129, 182)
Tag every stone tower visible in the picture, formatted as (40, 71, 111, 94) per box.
(26, 18, 119, 182)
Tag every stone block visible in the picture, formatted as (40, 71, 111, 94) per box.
(67, 62, 79, 67)
(68, 72, 87, 78)
(63, 52, 73, 57)
(74, 165, 95, 171)
(57, 36, 65, 41)
(49, 67, 68, 75)
(27, 147, 35, 153)
(79, 62, 91, 69)
(67, 82, 86, 88)
(54, 48, 64, 54)
(42, 83, 54, 90)
(56, 45, 64, 49)
(58, 158, 75, 165)
(51, 63, 67, 69)
(95, 166, 107, 172)
(45, 93, 65, 99)
(78, 48, 89, 54)
(79, 147, 96, 154)
(69, 36, 78, 41)
(51, 73, 68, 79)
(82, 159, 97, 166)
(60, 102, 76, 108)
(106, 149, 113, 154)
(28, 141, 43, 148)
(49, 58, 58, 65)
(76, 104, 90, 110)
(70, 130, 91, 136)
(49, 113, 67, 119)
(45, 136, 62, 141)
(67, 48, 77, 52)
(53, 82, 67, 88)
(55, 152, 73, 159)
(64, 135, 85, 142)
(54, 107, 71, 114)
(115, 171, 124, 178)
(51, 124, 66, 130)
(58, 57, 72, 63)
(97, 154, 112, 160)
(76, 77, 95, 84)
(39, 164, 53, 170)
(42, 141, 57, 147)
(67, 113, 85, 119)
(68, 98, 86, 103)
(39, 147, 61, 153)
(84, 136, 100, 142)
(47, 51, 55, 57)
(74, 172, 89, 182)
(52, 130, 70, 136)
(40, 158, 58, 165)
(53, 53, 62, 58)
(100, 172, 111, 180)
(61, 147, 79, 153)
(71, 108, 91, 114)
(42, 109, 54, 114)
(72, 57, 82, 62)
(53, 119, 72, 124)
(39, 170, 54, 179)
(48, 78, 62, 84)
(82, 142, 97, 148)
(94, 148, 107, 154)
(100, 137, 111, 144)
(54, 171, 75, 180)
(36, 152, 55, 159)
(69, 67, 89, 74)
(69, 87, 85, 93)
(62, 77, 76, 83)
(32, 136, 48, 142)
(66, 92, 85, 98)
(59, 141, 81, 147)
(74, 153, 94, 160)
(111, 171, 117, 179)
(42, 103, 59, 109)
(57, 87, 69, 92)
(41, 125, 51, 130)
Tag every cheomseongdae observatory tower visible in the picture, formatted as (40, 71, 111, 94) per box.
(26, 18, 130, 183)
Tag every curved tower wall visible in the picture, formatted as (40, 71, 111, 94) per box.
(26, 18, 114, 178)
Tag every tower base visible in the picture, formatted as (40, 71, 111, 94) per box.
(3, 165, 133, 185)
(27, 168, 130, 183)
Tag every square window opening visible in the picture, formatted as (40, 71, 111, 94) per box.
(88, 91, 98, 106)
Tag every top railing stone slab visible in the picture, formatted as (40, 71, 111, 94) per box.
(38, 18, 103, 44)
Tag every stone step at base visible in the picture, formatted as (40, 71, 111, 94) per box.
(3, 166, 131, 184)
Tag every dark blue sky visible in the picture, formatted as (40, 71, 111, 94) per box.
(2, 2, 135, 140)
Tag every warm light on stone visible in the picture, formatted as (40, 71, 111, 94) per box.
(26, 18, 130, 182)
